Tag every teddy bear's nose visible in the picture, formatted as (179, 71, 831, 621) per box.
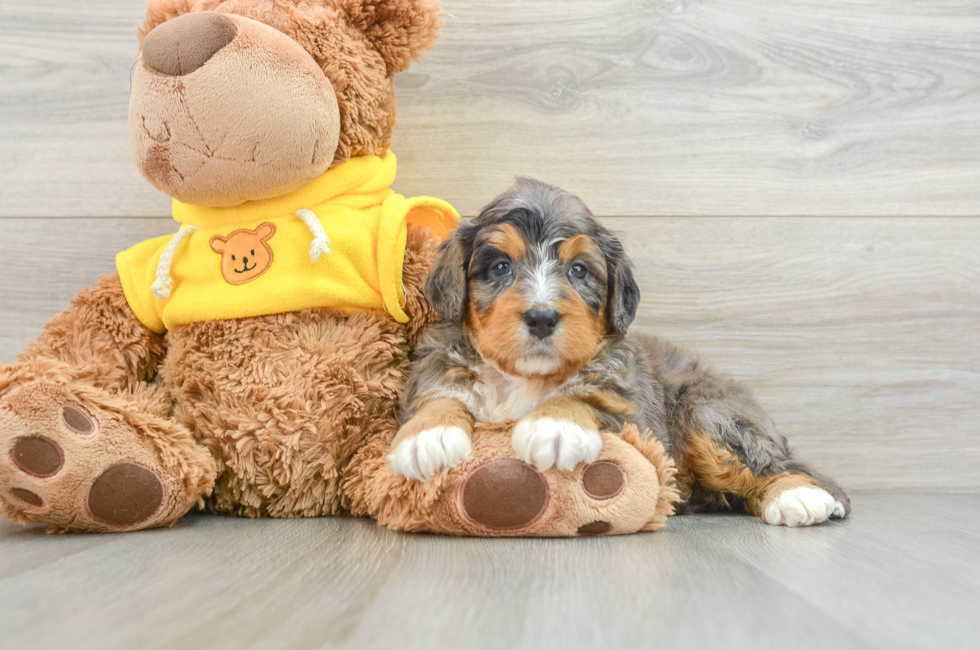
(142, 11, 238, 76)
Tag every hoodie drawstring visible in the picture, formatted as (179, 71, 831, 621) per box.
(151, 225, 198, 299)
(295, 209, 332, 261)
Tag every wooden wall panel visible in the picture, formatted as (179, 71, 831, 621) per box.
(1, 217, 977, 491)
(2, 1, 980, 217)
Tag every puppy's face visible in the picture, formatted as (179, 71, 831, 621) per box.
(426, 179, 640, 382)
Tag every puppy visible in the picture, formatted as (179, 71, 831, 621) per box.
(389, 179, 850, 527)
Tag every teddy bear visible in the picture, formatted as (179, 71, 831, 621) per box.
(0, 0, 678, 536)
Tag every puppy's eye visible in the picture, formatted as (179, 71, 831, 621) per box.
(490, 261, 512, 277)
(568, 263, 588, 280)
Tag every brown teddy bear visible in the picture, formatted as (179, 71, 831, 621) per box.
(0, 0, 678, 536)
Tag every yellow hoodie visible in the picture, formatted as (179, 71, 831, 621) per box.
(116, 153, 458, 333)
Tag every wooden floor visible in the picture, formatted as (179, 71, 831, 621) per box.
(0, 491, 977, 650)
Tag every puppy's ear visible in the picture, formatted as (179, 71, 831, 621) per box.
(602, 232, 640, 334)
(425, 226, 469, 321)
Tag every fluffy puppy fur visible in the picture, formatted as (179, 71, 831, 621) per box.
(391, 179, 851, 527)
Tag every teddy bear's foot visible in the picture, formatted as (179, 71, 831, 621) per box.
(458, 457, 629, 535)
(349, 422, 679, 537)
(0, 379, 216, 533)
(451, 427, 676, 537)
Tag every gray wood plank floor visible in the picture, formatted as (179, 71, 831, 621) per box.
(0, 491, 976, 650)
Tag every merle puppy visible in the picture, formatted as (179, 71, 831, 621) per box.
(388, 179, 849, 526)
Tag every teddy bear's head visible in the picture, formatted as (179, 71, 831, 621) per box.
(129, 0, 442, 208)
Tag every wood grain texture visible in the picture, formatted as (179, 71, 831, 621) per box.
(621, 216, 980, 492)
(2, 1, 980, 217)
(0, 492, 977, 650)
(1, 216, 977, 491)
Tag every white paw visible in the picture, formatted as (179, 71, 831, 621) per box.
(831, 500, 847, 519)
(763, 487, 837, 527)
(388, 426, 473, 482)
(511, 417, 602, 472)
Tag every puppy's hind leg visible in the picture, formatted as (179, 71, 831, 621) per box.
(664, 358, 850, 527)
(682, 433, 849, 526)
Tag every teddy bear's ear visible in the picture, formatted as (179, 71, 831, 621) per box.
(210, 235, 227, 254)
(340, 0, 444, 75)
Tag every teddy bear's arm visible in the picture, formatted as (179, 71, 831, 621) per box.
(17, 274, 166, 393)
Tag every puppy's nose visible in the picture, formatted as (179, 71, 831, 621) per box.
(142, 12, 237, 76)
(524, 309, 561, 339)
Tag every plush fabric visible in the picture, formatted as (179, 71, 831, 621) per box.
(0, 224, 439, 531)
(161, 225, 441, 518)
(0, 0, 454, 533)
(345, 422, 679, 536)
(117, 153, 458, 331)
(133, 0, 444, 205)
(130, 12, 343, 207)
(0, 358, 216, 533)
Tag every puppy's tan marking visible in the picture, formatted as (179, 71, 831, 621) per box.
(683, 433, 820, 516)
(558, 234, 602, 266)
(547, 295, 605, 384)
(393, 398, 475, 448)
(524, 396, 600, 429)
(485, 223, 526, 261)
(582, 390, 637, 418)
(467, 285, 528, 377)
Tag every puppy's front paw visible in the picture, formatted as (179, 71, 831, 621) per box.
(388, 426, 473, 482)
(763, 487, 837, 527)
(511, 417, 602, 472)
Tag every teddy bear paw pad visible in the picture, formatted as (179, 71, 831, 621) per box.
(460, 459, 549, 530)
(0, 381, 174, 532)
(577, 520, 612, 535)
(87, 461, 165, 527)
(11, 435, 65, 478)
(10, 487, 45, 507)
(581, 460, 626, 500)
(61, 404, 97, 435)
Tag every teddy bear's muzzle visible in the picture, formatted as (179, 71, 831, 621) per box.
(130, 13, 341, 208)
(142, 12, 238, 77)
